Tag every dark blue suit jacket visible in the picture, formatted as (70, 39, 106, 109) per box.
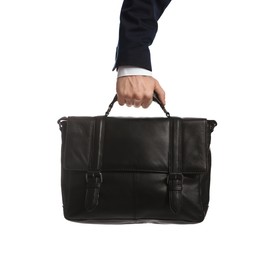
(113, 0, 171, 71)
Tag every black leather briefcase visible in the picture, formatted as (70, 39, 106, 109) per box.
(57, 96, 217, 224)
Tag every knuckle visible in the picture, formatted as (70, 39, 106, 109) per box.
(144, 92, 153, 100)
(132, 93, 142, 101)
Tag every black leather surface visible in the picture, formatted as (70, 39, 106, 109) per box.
(58, 116, 217, 224)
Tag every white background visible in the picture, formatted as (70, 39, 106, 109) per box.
(1, 0, 274, 259)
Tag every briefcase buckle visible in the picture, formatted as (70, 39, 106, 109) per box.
(167, 173, 183, 191)
(86, 172, 103, 188)
(167, 173, 182, 183)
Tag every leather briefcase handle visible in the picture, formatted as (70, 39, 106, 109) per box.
(105, 93, 170, 117)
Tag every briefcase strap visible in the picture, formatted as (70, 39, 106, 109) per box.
(105, 93, 170, 117)
(85, 117, 105, 212)
(168, 118, 183, 214)
(167, 173, 183, 214)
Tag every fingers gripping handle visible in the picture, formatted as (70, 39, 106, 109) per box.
(105, 93, 170, 117)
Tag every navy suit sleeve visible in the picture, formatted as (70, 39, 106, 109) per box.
(113, 0, 171, 71)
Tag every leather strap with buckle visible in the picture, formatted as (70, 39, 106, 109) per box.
(167, 173, 183, 214)
(85, 172, 103, 212)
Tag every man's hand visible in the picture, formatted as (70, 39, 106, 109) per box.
(116, 75, 166, 108)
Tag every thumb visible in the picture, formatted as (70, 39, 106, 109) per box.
(154, 80, 166, 106)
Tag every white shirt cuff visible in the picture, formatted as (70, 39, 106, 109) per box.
(117, 66, 152, 78)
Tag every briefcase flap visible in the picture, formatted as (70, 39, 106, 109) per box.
(61, 116, 212, 174)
